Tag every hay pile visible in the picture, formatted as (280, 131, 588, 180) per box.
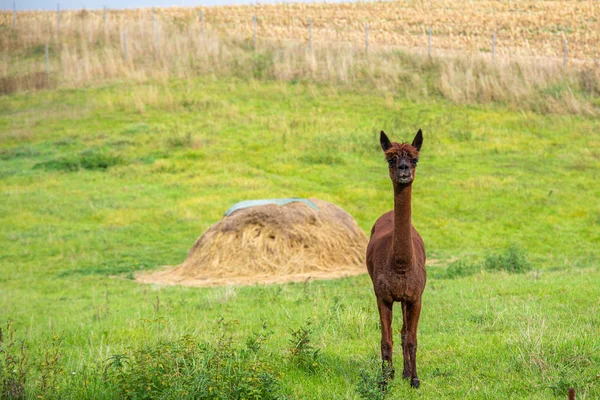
(138, 198, 368, 286)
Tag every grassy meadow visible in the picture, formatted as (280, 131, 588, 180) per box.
(1, 75, 599, 398)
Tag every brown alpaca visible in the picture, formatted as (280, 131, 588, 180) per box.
(366, 129, 426, 389)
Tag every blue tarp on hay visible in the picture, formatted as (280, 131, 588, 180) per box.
(224, 198, 319, 216)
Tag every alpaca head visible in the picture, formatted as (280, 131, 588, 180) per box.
(380, 129, 423, 186)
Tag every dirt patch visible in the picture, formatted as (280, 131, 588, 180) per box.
(136, 265, 366, 287)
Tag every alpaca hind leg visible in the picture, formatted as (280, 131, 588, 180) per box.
(401, 301, 410, 379)
(376, 297, 395, 383)
(406, 299, 422, 388)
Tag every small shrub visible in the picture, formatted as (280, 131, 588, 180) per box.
(38, 333, 64, 394)
(34, 158, 80, 172)
(103, 324, 284, 400)
(299, 152, 345, 165)
(484, 244, 531, 273)
(150, 159, 187, 174)
(287, 319, 320, 373)
(445, 259, 480, 279)
(0, 322, 28, 400)
(580, 67, 600, 95)
(165, 131, 194, 148)
(252, 52, 275, 79)
(33, 150, 121, 172)
(120, 123, 151, 135)
(0, 146, 40, 161)
(328, 295, 346, 320)
(0, 323, 66, 400)
(78, 150, 122, 170)
(450, 129, 473, 142)
(244, 320, 273, 355)
(355, 358, 393, 399)
(0, 72, 53, 95)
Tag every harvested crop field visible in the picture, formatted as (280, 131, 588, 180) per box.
(203, 0, 600, 60)
(4, 0, 599, 61)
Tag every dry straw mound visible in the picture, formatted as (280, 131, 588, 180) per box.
(138, 198, 368, 286)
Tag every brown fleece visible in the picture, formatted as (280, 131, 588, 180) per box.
(366, 130, 427, 389)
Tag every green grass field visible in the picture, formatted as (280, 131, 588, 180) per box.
(1, 77, 599, 399)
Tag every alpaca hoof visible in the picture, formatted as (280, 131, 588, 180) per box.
(402, 371, 410, 380)
(410, 378, 420, 388)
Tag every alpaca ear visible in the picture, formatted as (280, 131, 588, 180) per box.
(380, 131, 392, 152)
(412, 129, 423, 152)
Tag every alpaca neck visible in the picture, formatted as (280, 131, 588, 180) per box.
(392, 184, 414, 267)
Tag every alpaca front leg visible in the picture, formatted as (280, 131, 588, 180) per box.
(377, 298, 395, 382)
(401, 301, 411, 379)
(406, 299, 422, 388)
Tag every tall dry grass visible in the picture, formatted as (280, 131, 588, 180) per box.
(0, 4, 599, 115)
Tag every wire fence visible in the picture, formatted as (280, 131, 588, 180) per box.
(4, 3, 598, 65)
(2, 3, 599, 97)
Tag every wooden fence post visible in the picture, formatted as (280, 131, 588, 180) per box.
(123, 31, 128, 61)
(253, 15, 257, 48)
(200, 10, 204, 33)
(309, 18, 312, 51)
(154, 21, 159, 48)
(563, 37, 567, 68)
(153, 9, 159, 49)
(57, 3, 60, 31)
(12, 0, 16, 28)
(492, 33, 496, 64)
(428, 27, 432, 58)
(45, 44, 50, 81)
(365, 22, 369, 54)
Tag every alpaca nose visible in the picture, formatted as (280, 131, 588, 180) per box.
(398, 162, 411, 176)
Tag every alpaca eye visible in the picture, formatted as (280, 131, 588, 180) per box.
(412, 158, 419, 166)
(387, 159, 395, 167)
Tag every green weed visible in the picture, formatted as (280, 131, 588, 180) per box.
(165, 131, 194, 149)
(34, 150, 122, 172)
(0, 146, 40, 160)
(484, 244, 532, 273)
(120, 123, 151, 136)
(444, 259, 480, 279)
(299, 153, 345, 165)
(356, 363, 389, 400)
(0, 323, 67, 400)
(287, 320, 321, 374)
(103, 321, 284, 400)
(252, 52, 275, 80)
(1, 320, 285, 399)
(440, 245, 531, 278)
(0, 323, 28, 400)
